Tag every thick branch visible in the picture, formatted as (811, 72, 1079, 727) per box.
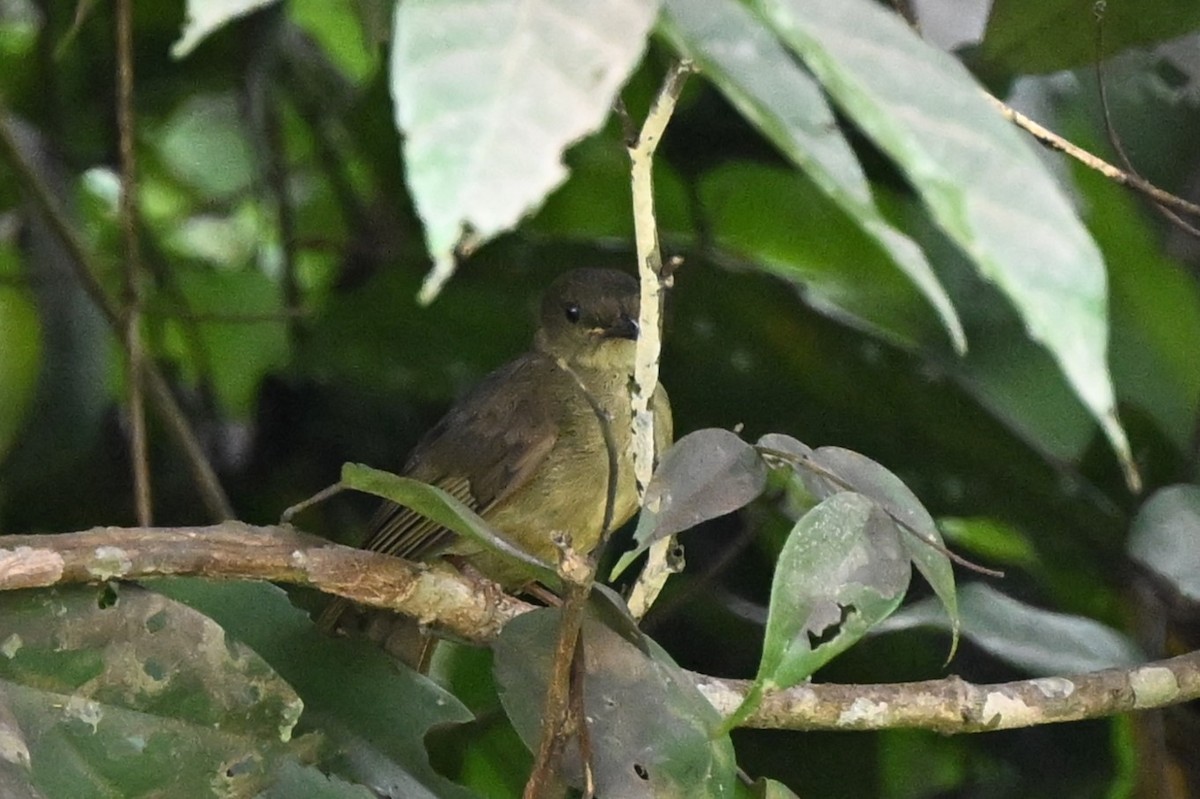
(4, 525, 1200, 734)
(0, 525, 527, 643)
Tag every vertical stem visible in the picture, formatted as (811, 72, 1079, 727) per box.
(116, 0, 152, 525)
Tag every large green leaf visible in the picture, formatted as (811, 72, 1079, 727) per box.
(660, 0, 964, 352)
(156, 579, 477, 799)
(759, 0, 1135, 486)
(733, 492, 910, 728)
(391, 0, 660, 302)
(700, 163, 956, 350)
(799, 446, 959, 651)
(982, 0, 1200, 74)
(0, 585, 305, 797)
(493, 606, 736, 798)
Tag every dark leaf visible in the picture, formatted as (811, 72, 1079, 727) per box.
(612, 429, 768, 579)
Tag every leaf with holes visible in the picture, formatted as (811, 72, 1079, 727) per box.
(731, 492, 910, 727)
(800, 446, 959, 654)
(612, 429, 768, 579)
(493, 606, 736, 798)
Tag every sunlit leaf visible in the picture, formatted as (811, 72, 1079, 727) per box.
(391, 0, 660, 302)
(759, 0, 1136, 487)
(173, 0, 281, 58)
(612, 428, 768, 579)
(1128, 485, 1200, 603)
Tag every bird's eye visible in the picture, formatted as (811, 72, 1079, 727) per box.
(564, 303, 581, 323)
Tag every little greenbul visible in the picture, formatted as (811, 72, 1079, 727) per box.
(317, 268, 673, 635)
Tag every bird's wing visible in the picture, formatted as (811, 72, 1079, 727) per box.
(356, 354, 562, 562)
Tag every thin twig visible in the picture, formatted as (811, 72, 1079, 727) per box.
(1091, 15, 1200, 239)
(625, 60, 693, 620)
(985, 93, 1200, 222)
(0, 109, 234, 521)
(115, 0, 152, 526)
(756, 445, 1004, 578)
(523, 366, 619, 798)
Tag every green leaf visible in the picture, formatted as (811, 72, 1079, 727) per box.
(0, 281, 41, 465)
(759, 0, 1136, 488)
(155, 580, 477, 799)
(173, 0, 281, 58)
(162, 264, 291, 417)
(981, 0, 1200, 74)
(612, 428, 768, 579)
(1128, 485, 1200, 603)
(341, 462, 558, 581)
(493, 605, 736, 798)
(660, 0, 964, 352)
(746, 492, 910, 719)
(391, 0, 661, 302)
(700, 163, 957, 350)
(260, 761, 378, 799)
(0, 585, 305, 797)
(879, 582, 1143, 675)
(801, 446, 959, 655)
(153, 93, 257, 201)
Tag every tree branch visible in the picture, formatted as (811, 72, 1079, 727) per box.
(4, 525, 1200, 734)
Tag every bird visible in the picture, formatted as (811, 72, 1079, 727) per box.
(316, 268, 673, 637)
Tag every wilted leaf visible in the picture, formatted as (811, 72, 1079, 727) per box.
(612, 429, 768, 579)
(802, 446, 959, 652)
(391, 0, 660, 301)
(739, 492, 909, 725)
(1128, 484, 1200, 603)
(878, 582, 1143, 675)
(494, 605, 736, 798)
(661, 0, 964, 352)
(759, 0, 1136, 487)
(341, 462, 556, 580)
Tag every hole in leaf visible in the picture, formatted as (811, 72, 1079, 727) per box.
(806, 602, 855, 649)
(633, 763, 650, 781)
(97, 583, 119, 609)
(144, 609, 168, 633)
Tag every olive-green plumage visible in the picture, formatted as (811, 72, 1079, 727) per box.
(317, 268, 672, 633)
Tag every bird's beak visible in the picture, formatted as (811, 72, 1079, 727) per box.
(602, 313, 639, 341)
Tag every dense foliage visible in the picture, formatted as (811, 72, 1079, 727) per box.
(2, 0, 1200, 797)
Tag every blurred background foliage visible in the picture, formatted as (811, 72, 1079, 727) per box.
(1, 0, 1200, 797)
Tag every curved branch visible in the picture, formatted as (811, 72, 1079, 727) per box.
(3, 525, 1199, 734)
